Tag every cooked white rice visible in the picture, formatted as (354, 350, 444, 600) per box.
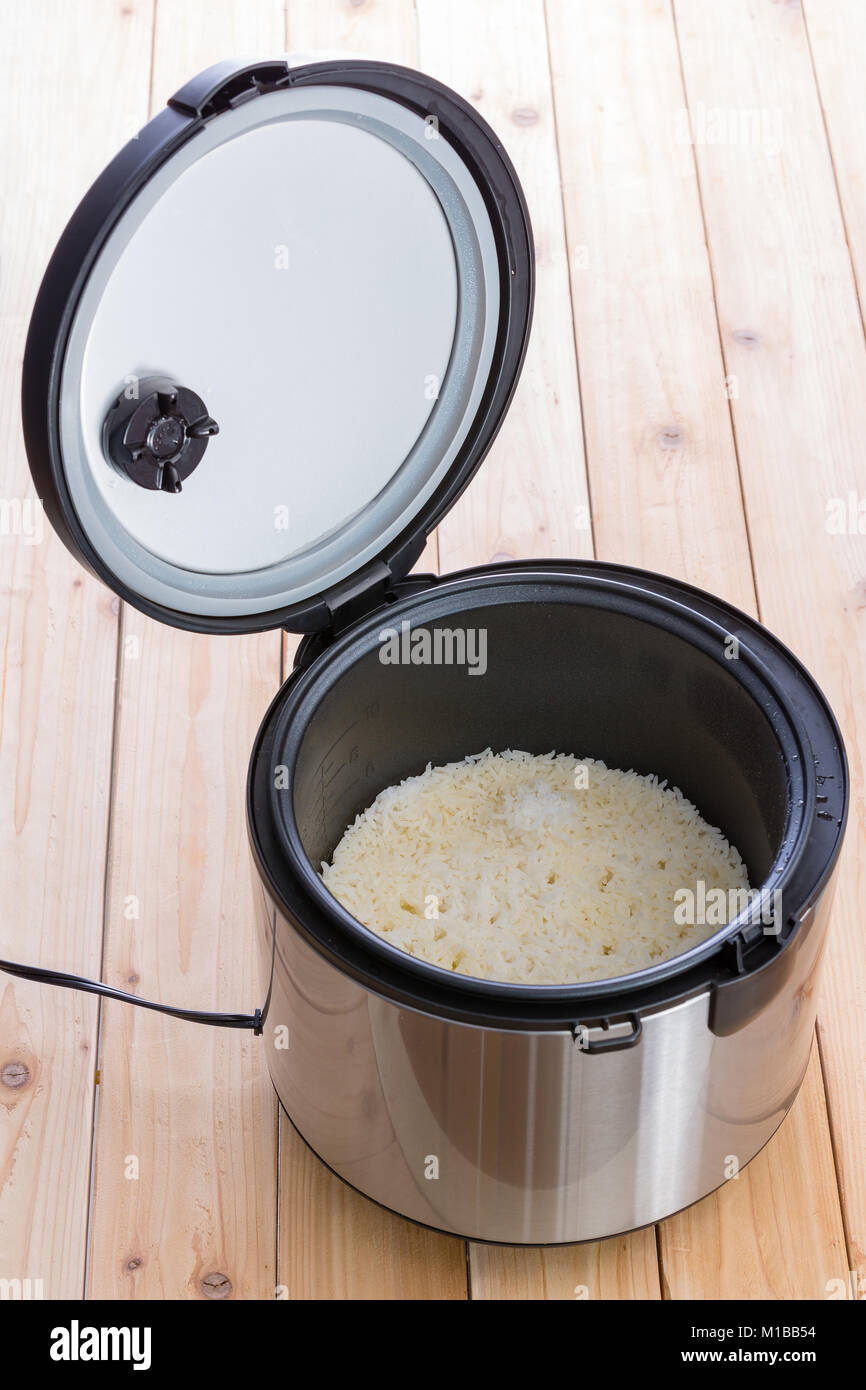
(321, 748, 749, 985)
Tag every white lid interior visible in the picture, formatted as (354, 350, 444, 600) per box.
(59, 84, 500, 619)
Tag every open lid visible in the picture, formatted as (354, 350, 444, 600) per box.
(22, 57, 534, 634)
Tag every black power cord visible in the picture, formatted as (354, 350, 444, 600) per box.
(0, 957, 263, 1034)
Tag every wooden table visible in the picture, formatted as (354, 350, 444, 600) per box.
(1, 0, 863, 1301)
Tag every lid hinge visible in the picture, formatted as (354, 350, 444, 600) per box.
(325, 560, 394, 637)
(291, 560, 395, 669)
(319, 530, 430, 638)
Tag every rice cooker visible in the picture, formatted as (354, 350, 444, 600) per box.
(16, 56, 848, 1244)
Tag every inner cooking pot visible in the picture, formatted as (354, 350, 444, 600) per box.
(269, 565, 811, 1001)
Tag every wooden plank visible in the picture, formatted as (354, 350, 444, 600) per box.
(86, 1, 285, 1301)
(279, 1122, 467, 1300)
(547, 0, 847, 1298)
(279, 0, 467, 1300)
(470, 1236, 660, 1302)
(416, 0, 658, 1299)
(418, 0, 591, 575)
(287, 0, 417, 55)
(547, 0, 753, 605)
(0, 0, 153, 1301)
(673, 0, 866, 1292)
(144, 0, 287, 82)
(804, 2, 866, 334)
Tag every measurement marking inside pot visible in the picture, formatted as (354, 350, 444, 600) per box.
(316, 719, 361, 770)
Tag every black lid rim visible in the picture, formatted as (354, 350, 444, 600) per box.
(21, 57, 534, 635)
(247, 559, 849, 1029)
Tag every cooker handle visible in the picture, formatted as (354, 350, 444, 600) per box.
(574, 1013, 643, 1053)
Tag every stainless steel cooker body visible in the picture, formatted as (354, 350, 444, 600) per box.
(254, 878, 833, 1245)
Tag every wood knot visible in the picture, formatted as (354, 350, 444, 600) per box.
(491, 551, 515, 562)
(512, 107, 539, 126)
(1, 1060, 30, 1090)
(127, 974, 139, 986)
(732, 328, 760, 348)
(201, 1271, 233, 1300)
(126, 1257, 143, 1272)
(659, 427, 684, 450)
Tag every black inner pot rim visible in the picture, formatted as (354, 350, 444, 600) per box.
(269, 571, 816, 1002)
